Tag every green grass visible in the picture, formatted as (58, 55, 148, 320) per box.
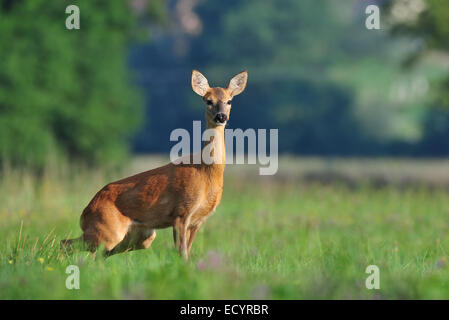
(1, 157, 449, 299)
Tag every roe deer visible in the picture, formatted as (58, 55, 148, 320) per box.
(61, 70, 248, 260)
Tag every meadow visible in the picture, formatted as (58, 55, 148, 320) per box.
(1, 156, 449, 299)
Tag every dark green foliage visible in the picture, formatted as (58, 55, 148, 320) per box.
(0, 0, 144, 167)
(384, 0, 449, 154)
(387, 0, 449, 52)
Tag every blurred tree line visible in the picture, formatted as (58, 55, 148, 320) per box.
(132, 0, 373, 154)
(1, 0, 449, 169)
(132, 0, 449, 157)
(384, 0, 449, 154)
(0, 0, 165, 168)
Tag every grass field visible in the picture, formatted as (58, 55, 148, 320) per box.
(1, 156, 449, 299)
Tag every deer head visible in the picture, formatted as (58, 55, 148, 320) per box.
(191, 70, 248, 127)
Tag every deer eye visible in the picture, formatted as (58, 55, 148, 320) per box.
(227, 100, 232, 105)
(206, 100, 213, 105)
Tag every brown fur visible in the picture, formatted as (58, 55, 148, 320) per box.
(62, 70, 248, 260)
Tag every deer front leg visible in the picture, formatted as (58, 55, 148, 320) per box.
(172, 227, 178, 248)
(187, 224, 201, 257)
(174, 217, 188, 261)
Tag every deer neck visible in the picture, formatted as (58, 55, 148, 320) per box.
(201, 121, 226, 174)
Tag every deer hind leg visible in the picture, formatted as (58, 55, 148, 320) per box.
(140, 229, 157, 249)
(60, 236, 83, 254)
(81, 208, 132, 255)
(105, 227, 157, 257)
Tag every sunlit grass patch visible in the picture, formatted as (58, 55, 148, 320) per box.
(1, 157, 449, 299)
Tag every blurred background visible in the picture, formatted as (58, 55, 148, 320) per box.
(1, 0, 449, 168)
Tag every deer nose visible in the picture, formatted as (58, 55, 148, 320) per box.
(214, 113, 227, 123)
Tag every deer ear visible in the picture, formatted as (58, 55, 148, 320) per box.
(227, 71, 248, 96)
(191, 70, 210, 96)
